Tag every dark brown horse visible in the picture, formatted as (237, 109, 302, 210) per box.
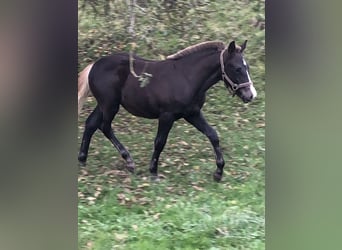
(78, 40, 257, 181)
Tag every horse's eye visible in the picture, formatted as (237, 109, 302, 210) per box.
(235, 67, 242, 73)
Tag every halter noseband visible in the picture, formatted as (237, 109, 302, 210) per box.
(219, 48, 253, 96)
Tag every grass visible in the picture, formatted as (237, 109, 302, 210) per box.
(78, 82, 265, 249)
(78, 0, 265, 247)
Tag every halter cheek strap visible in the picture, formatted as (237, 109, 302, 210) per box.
(219, 48, 253, 95)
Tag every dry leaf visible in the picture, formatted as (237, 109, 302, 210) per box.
(114, 233, 128, 241)
(179, 140, 189, 146)
(138, 183, 150, 188)
(86, 241, 93, 249)
(193, 186, 204, 191)
(153, 213, 160, 220)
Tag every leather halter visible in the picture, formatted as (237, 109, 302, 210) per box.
(219, 48, 253, 95)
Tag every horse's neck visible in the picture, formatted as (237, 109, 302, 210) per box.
(185, 51, 222, 92)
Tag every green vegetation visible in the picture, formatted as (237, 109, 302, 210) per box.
(78, 0, 265, 249)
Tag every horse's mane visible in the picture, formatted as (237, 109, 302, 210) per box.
(167, 41, 226, 60)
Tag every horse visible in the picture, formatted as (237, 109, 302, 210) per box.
(78, 40, 257, 181)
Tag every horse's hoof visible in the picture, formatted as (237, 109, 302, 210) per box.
(78, 161, 86, 167)
(150, 175, 161, 182)
(126, 162, 135, 173)
(78, 155, 86, 166)
(78, 153, 87, 165)
(213, 172, 222, 182)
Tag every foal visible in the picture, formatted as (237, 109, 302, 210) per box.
(78, 40, 256, 181)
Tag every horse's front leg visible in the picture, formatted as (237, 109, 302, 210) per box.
(149, 113, 175, 180)
(185, 111, 225, 181)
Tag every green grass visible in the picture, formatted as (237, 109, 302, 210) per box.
(78, 83, 265, 249)
(78, 1, 265, 248)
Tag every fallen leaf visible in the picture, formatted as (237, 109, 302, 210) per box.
(256, 123, 265, 128)
(86, 241, 93, 249)
(114, 233, 128, 241)
(138, 183, 150, 188)
(117, 193, 125, 200)
(179, 140, 189, 146)
(193, 186, 204, 191)
(123, 177, 131, 184)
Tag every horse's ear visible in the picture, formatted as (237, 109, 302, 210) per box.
(241, 40, 248, 52)
(227, 41, 236, 54)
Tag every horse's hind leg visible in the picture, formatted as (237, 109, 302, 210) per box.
(100, 103, 135, 173)
(78, 105, 103, 165)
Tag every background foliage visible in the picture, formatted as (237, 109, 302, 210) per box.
(79, 0, 264, 67)
(78, 0, 265, 249)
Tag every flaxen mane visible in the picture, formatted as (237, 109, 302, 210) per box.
(167, 41, 226, 60)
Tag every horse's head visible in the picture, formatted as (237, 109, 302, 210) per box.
(220, 40, 257, 103)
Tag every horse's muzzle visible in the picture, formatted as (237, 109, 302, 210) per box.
(236, 87, 255, 103)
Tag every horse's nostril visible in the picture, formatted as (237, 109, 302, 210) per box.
(243, 93, 253, 103)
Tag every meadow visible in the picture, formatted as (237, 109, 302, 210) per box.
(78, 0, 264, 249)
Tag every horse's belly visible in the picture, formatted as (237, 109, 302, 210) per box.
(121, 103, 159, 119)
(120, 78, 194, 119)
(121, 92, 159, 119)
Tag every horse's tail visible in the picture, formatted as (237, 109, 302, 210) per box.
(78, 63, 94, 115)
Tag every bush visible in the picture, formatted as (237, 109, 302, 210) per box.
(78, 0, 265, 70)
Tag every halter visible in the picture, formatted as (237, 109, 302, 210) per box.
(219, 48, 253, 96)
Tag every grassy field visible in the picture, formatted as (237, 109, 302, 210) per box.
(78, 80, 265, 249)
(78, 0, 265, 248)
